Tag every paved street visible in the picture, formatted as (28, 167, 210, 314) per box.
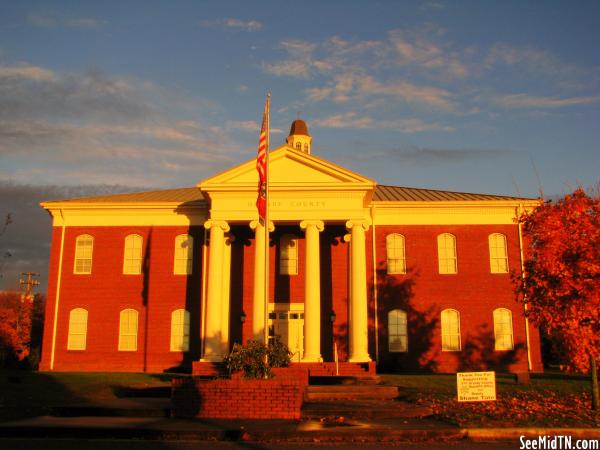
(0, 439, 519, 450)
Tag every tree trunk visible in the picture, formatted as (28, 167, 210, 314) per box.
(592, 356, 599, 411)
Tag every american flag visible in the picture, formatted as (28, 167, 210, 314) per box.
(256, 96, 269, 221)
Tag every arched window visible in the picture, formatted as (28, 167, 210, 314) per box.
(386, 233, 406, 274)
(170, 309, 190, 352)
(74, 234, 93, 274)
(174, 234, 194, 275)
(437, 233, 457, 274)
(304, 143, 309, 153)
(118, 309, 138, 351)
(441, 309, 461, 351)
(67, 308, 88, 350)
(388, 309, 407, 352)
(489, 233, 509, 273)
(123, 234, 143, 275)
(280, 234, 298, 275)
(493, 308, 514, 350)
(295, 142, 302, 151)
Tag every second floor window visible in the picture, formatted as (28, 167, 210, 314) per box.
(174, 234, 193, 275)
(489, 233, 509, 273)
(437, 233, 457, 274)
(386, 233, 406, 274)
(280, 234, 298, 275)
(74, 234, 93, 274)
(123, 234, 143, 275)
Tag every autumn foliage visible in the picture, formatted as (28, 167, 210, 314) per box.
(515, 188, 599, 372)
(0, 290, 45, 367)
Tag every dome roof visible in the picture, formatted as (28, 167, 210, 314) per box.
(288, 119, 310, 136)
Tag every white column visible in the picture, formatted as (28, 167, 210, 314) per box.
(250, 220, 274, 342)
(220, 234, 234, 356)
(300, 220, 324, 362)
(202, 219, 229, 361)
(346, 219, 371, 362)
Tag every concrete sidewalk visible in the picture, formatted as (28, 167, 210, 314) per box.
(1, 415, 599, 442)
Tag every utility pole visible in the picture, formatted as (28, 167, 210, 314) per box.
(16, 272, 40, 358)
(19, 272, 40, 303)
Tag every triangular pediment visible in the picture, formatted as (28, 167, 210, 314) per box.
(199, 145, 375, 193)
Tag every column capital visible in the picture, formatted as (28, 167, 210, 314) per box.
(249, 220, 274, 232)
(345, 218, 371, 231)
(300, 220, 324, 232)
(204, 219, 230, 232)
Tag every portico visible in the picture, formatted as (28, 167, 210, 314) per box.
(197, 124, 376, 364)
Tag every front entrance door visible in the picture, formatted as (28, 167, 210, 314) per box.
(269, 304, 304, 362)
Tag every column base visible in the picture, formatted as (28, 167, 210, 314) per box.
(301, 354, 323, 363)
(348, 354, 371, 363)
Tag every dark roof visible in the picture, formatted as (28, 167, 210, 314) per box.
(373, 185, 532, 202)
(42, 184, 534, 206)
(289, 119, 309, 136)
(42, 187, 205, 205)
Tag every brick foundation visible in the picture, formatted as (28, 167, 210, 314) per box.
(171, 376, 304, 419)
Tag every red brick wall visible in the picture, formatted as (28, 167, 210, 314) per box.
(40, 225, 204, 372)
(40, 221, 542, 374)
(171, 377, 303, 419)
(374, 224, 534, 373)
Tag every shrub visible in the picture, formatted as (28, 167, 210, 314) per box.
(224, 337, 292, 379)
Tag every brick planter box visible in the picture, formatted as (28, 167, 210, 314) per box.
(171, 375, 304, 419)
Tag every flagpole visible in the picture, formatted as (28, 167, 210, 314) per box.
(263, 93, 271, 347)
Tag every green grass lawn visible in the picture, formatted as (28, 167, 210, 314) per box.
(380, 372, 599, 428)
(0, 370, 172, 422)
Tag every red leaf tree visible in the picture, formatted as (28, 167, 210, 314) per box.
(515, 188, 599, 409)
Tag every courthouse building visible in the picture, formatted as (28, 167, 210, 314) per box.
(39, 120, 543, 373)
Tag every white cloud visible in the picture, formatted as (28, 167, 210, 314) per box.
(200, 18, 262, 31)
(316, 111, 453, 133)
(0, 63, 243, 186)
(490, 93, 600, 109)
(27, 12, 105, 29)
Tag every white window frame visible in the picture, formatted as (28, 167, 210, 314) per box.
(123, 234, 143, 275)
(437, 233, 457, 274)
(489, 233, 509, 274)
(493, 308, 514, 350)
(74, 234, 93, 274)
(118, 309, 138, 351)
(441, 308, 461, 351)
(388, 309, 408, 352)
(280, 234, 298, 275)
(170, 309, 190, 352)
(67, 308, 88, 350)
(386, 233, 406, 274)
(174, 234, 193, 275)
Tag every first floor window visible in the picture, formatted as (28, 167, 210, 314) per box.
(441, 308, 461, 351)
(388, 309, 408, 352)
(170, 309, 190, 352)
(119, 309, 138, 351)
(67, 308, 88, 350)
(493, 308, 514, 350)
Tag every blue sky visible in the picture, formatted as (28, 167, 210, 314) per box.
(1, 0, 599, 196)
(0, 1, 599, 289)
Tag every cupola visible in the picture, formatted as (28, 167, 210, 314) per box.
(286, 119, 312, 154)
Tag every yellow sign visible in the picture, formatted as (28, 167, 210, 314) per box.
(456, 371, 496, 402)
